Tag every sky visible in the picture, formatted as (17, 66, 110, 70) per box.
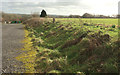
(1, 0, 120, 16)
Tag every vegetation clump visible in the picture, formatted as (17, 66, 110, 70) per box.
(83, 23, 89, 26)
(112, 25, 116, 28)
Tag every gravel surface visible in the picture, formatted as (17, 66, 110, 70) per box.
(2, 24, 25, 73)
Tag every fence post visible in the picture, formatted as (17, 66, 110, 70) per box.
(53, 18, 55, 23)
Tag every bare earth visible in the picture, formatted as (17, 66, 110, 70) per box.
(2, 24, 25, 73)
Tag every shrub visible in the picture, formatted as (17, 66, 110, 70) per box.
(40, 10, 47, 17)
(112, 25, 115, 28)
(24, 18, 50, 28)
(90, 24, 94, 26)
(96, 26, 99, 27)
(100, 27, 105, 30)
(83, 23, 89, 26)
(108, 28, 115, 31)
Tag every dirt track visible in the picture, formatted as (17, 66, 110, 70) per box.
(2, 24, 25, 73)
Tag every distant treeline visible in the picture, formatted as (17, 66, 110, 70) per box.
(48, 13, 119, 18)
(1, 11, 119, 23)
(1, 12, 32, 23)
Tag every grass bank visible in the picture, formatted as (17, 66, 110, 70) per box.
(16, 18, 119, 74)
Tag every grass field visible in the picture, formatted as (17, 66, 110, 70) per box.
(56, 18, 119, 42)
(56, 18, 118, 25)
(18, 18, 119, 73)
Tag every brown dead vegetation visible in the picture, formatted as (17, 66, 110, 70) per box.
(2, 13, 22, 22)
(45, 31, 57, 38)
(61, 33, 88, 49)
(87, 32, 110, 53)
(57, 24, 64, 29)
(89, 32, 110, 44)
(24, 18, 51, 27)
(72, 33, 111, 64)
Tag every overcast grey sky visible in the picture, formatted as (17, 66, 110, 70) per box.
(1, 0, 120, 16)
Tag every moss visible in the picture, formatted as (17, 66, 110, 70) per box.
(16, 30, 37, 73)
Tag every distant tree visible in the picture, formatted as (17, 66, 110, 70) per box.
(40, 10, 47, 17)
(82, 13, 93, 18)
(68, 15, 81, 18)
(2, 12, 22, 22)
(116, 15, 120, 18)
(69, 15, 74, 18)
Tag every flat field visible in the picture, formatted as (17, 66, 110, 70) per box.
(56, 18, 118, 25)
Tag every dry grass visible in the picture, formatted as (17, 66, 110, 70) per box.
(61, 33, 88, 49)
(24, 18, 52, 27)
(2, 13, 22, 22)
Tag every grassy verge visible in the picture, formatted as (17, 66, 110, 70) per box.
(16, 18, 119, 74)
(16, 30, 37, 73)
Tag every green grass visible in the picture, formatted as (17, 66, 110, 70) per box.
(56, 18, 118, 25)
(56, 18, 119, 42)
(24, 18, 119, 73)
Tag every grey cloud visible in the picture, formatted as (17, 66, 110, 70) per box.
(2, 1, 89, 9)
(2, 0, 81, 2)
(1, 1, 90, 15)
(2, 2, 80, 8)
